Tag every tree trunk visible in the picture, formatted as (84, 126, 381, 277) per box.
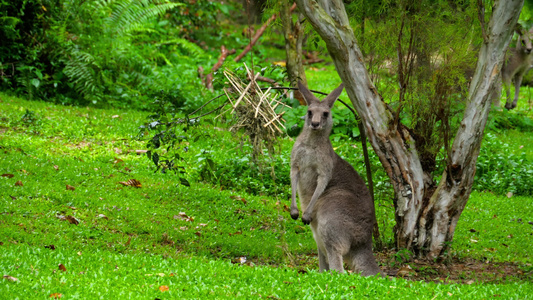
(295, 0, 523, 258)
(280, 1, 308, 105)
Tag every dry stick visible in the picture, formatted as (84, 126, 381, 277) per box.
(206, 46, 236, 90)
(263, 111, 286, 129)
(255, 87, 272, 118)
(230, 72, 260, 113)
(198, 66, 206, 85)
(234, 13, 277, 63)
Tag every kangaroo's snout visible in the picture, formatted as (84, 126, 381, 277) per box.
(311, 121, 321, 129)
(526, 48, 532, 54)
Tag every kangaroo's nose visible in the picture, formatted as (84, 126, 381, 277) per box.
(527, 48, 532, 54)
(311, 122, 320, 129)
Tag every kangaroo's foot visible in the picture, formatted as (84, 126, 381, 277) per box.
(505, 102, 514, 110)
(302, 211, 313, 225)
(290, 207, 299, 220)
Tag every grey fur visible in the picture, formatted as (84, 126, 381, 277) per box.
(290, 82, 381, 276)
(501, 28, 533, 110)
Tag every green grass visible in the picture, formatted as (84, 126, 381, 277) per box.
(1, 92, 532, 298)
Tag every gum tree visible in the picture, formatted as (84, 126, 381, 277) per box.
(294, 0, 524, 258)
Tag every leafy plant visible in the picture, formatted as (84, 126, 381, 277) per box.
(475, 133, 533, 195)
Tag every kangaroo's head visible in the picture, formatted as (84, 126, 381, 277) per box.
(518, 28, 533, 54)
(297, 81, 344, 132)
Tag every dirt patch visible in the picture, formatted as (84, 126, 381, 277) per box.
(375, 251, 531, 284)
(282, 250, 531, 284)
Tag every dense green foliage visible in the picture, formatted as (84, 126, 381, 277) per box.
(1, 93, 532, 298)
(0, 0, 237, 109)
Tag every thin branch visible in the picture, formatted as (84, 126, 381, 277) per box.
(234, 13, 277, 63)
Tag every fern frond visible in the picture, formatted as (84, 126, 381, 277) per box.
(63, 50, 103, 102)
(162, 38, 207, 59)
(107, 0, 183, 36)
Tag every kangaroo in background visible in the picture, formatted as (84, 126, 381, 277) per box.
(290, 82, 381, 276)
(499, 27, 533, 110)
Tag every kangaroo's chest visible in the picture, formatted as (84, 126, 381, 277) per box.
(291, 144, 333, 205)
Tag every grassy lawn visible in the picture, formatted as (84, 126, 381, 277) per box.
(1, 92, 532, 299)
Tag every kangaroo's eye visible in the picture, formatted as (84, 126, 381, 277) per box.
(323, 112, 329, 118)
(307, 110, 312, 117)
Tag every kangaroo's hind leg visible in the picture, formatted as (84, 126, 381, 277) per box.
(325, 248, 344, 273)
(349, 246, 381, 277)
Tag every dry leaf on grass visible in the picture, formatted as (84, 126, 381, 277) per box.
(3, 275, 18, 282)
(230, 195, 247, 205)
(50, 293, 63, 298)
(56, 215, 79, 225)
(66, 184, 75, 191)
(14, 181, 23, 186)
(159, 285, 169, 292)
(1, 173, 14, 178)
(174, 212, 193, 222)
(58, 263, 67, 272)
(118, 179, 142, 188)
(97, 214, 109, 220)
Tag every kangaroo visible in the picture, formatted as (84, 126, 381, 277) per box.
(290, 82, 381, 276)
(500, 27, 533, 110)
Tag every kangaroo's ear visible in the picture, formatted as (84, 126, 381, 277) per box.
(323, 83, 344, 108)
(297, 81, 318, 105)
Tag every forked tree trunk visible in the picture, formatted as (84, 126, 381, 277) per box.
(295, 0, 523, 258)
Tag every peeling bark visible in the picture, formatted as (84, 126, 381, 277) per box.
(295, 0, 523, 258)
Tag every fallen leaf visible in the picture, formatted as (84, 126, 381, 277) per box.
(124, 236, 131, 247)
(97, 214, 109, 220)
(230, 195, 247, 205)
(113, 158, 123, 165)
(15, 181, 23, 186)
(3, 275, 18, 282)
(135, 150, 148, 154)
(469, 229, 477, 233)
(1, 174, 14, 178)
(118, 179, 142, 188)
(65, 215, 79, 225)
(66, 184, 75, 191)
(50, 293, 62, 298)
(58, 263, 67, 272)
(53, 165, 59, 171)
(159, 285, 169, 292)
(174, 212, 193, 222)
(397, 265, 415, 277)
(466, 280, 475, 285)
(194, 231, 201, 237)
(506, 192, 513, 198)
(44, 245, 56, 250)
(9, 195, 16, 200)
(114, 148, 122, 154)
(111, 115, 120, 119)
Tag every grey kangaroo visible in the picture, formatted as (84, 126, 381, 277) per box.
(500, 27, 533, 110)
(290, 82, 381, 276)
